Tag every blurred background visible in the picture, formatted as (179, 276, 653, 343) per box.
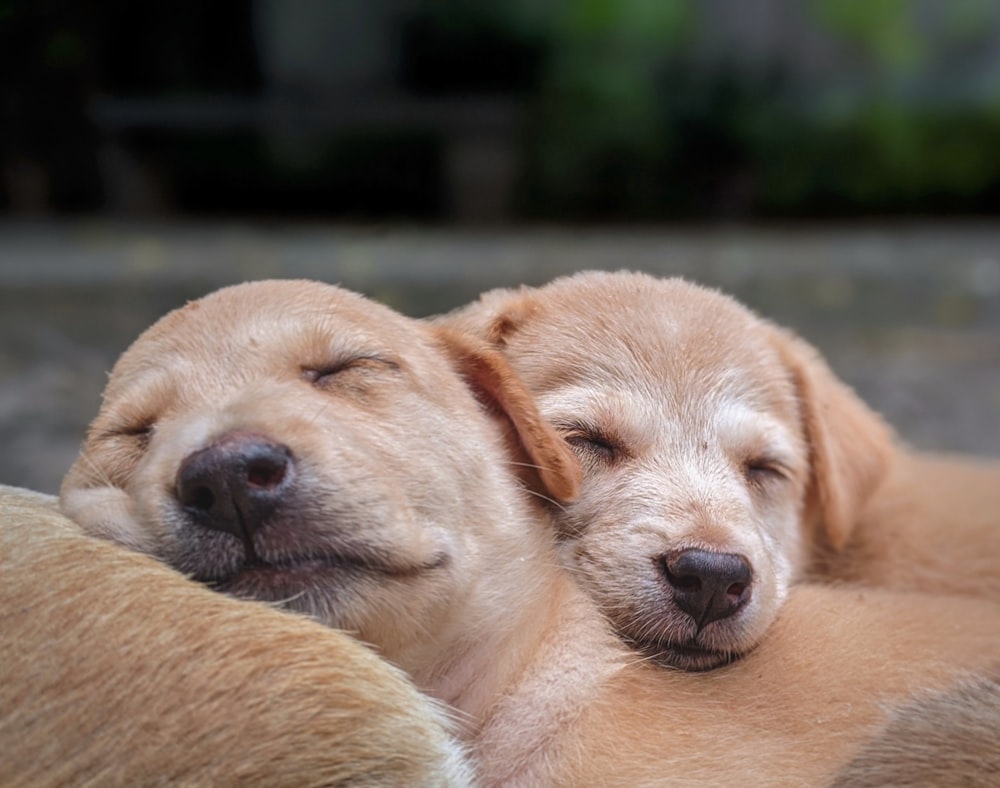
(0, 0, 998, 492)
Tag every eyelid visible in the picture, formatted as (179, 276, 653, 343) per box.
(745, 456, 792, 481)
(558, 421, 623, 460)
(97, 420, 155, 443)
(301, 355, 399, 382)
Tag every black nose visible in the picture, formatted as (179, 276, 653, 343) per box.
(661, 549, 752, 629)
(176, 432, 293, 540)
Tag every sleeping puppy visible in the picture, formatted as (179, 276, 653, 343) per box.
(439, 270, 1000, 639)
(2, 484, 471, 787)
(438, 270, 893, 670)
(61, 279, 1000, 786)
(60, 279, 581, 701)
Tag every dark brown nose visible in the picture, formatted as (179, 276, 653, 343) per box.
(176, 432, 293, 540)
(661, 549, 752, 630)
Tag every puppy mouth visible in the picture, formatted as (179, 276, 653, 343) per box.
(203, 553, 448, 591)
(630, 637, 745, 672)
(192, 548, 449, 597)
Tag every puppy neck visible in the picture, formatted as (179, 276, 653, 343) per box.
(423, 492, 626, 783)
(472, 575, 627, 786)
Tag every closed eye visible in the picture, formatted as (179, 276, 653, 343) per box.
(744, 457, 790, 486)
(301, 356, 399, 387)
(559, 423, 624, 464)
(96, 420, 155, 448)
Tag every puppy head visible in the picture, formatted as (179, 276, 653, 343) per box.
(61, 279, 579, 678)
(440, 270, 893, 670)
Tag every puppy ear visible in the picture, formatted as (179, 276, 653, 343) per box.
(433, 326, 581, 503)
(772, 328, 896, 550)
(434, 287, 536, 348)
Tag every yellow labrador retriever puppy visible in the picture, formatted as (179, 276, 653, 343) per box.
(439, 269, 895, 670)
(2, 485, 470, 786)
(61, 279, 1000, 786)
(440, 270, 1000, 668)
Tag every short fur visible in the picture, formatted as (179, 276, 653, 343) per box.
(1, 485, 471, 787)
(60, 279, 1000, 785)
(438, 270, 895, 668)
(831, 674, 1000, 787)
(814, 450, 1000, 599)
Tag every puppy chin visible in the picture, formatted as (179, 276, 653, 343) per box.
(639, 640, 747, 672)
(614, 595, 766, 672)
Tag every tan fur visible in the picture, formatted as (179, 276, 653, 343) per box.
(1, 485, 471, 787)
(439, 270, 895, 668)
(58, 279, 1000, 786)
(444, 271, 1000, 608)
(815, 450, 1000, 599)
(770, 328, 896, 550)
(830, 674, 1000, 787)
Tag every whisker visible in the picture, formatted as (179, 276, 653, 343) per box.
(507, 460, 552, 471)
(520, 487, 570, 513)
(303, 399, 333, 429)
(76, 451, 118, 492)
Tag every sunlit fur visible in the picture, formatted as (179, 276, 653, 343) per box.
(59, 279, 1000, 785)
(3, 485, 472, 786)
(438, 271, 894, 669)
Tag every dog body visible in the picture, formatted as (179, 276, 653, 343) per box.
(59, 279, 592, 781)
(2, 485, 471, 786)
(815, 449, 1000, 599)
(439, 270, 894, 668)
(830, 674, 1000, 787)
(61, 279, 1000, 786)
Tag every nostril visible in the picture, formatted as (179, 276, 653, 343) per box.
(663, 561, 702, 593)
(725, 582, 748, 603)
(183, 484, 217, 512)
(246, 457, 287, 489)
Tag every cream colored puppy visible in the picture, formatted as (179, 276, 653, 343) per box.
(439, 270, 892, 670)
(61, 280, 1000, 786)
(61, 280, 580, 702)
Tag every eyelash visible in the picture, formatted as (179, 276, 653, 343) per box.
(101, 421, 154, 447)
(301, 357, 398, 387)
(561, 425, 622, 463)
(744, 458, 788, 485)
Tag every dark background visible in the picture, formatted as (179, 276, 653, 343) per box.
(0, 0, 998, 493)
(5, 0, 1000, 223)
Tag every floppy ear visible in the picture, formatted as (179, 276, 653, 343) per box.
(433, 286, 536, 347)
(772, 328, 896, 550)
(433, 326, 581, 503)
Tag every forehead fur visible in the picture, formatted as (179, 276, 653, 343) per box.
(104, 280, 425, 398)
(508, 271, 793, 414)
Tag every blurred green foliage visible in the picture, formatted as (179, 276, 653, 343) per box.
(5, 0, 999, 218)
(427, 0, 1000, 218)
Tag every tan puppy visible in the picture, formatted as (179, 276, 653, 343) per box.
(61, 280, 1000, 786)
(1, 485, 470, 786)
(60, 280, 580, 701)
(440, 270, 1000, 623)
(439, 270, 893, 669)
